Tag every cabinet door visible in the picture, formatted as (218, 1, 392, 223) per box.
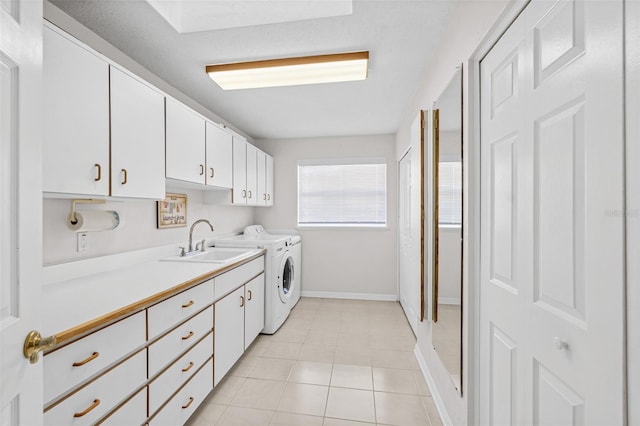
(205, 122, 233, 188)
(232, 137, 247, 205)
(214, 286, 245, 385)
(246, 143, 258, 206)
(244, 274, 265, 349)
(166, 99, 206, 184)
(43, 26, 109, 196)
(110, 67, 165, 199)
(266, 154, 274, 206)
(256, 150, 267, 205)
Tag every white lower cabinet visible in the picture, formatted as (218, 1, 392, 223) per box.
(149, 332, 213, 414)
(148, 358, 214, 426)
(98, 387, 147, 426)
(44, 350, 146, 426)
(214, 273, 265, 385)
(214, 286, 245, 386)
(43, 255, 265, 426)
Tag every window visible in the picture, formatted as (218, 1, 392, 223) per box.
(438, 161, 462, 225)
(298, 159, 387, 227)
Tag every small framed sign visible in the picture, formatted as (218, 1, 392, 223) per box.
(157, 193, 187, 228)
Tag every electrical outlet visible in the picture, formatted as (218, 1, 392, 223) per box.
(77, 232, 89, 252)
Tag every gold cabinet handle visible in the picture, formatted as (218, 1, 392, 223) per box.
(182, 361, 194, 372)
(248, 290, 253, 301)
(248, 190, 252, 199)
(263, 193, 267, 200)
(74, 399, 100, 418)
(210, 168, 214, 178)
(268, 194, 271, 200)
(94, 164, 102, 181)
(23, 330, 57, 364)
(181, 331, 194, 341)
(240, 295, 245, 307)
(182, 397, 194, 410)
(199, 164, 204, 176)
(242, 190, 247, 198)
(182, 300, 194, 309)
(121, 168, 127, 185)
(72, 351, 99, 367)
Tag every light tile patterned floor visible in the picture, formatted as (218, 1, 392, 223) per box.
(188, 298, 443, 426)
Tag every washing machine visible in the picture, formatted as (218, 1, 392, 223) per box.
(214, 225, 301, 334)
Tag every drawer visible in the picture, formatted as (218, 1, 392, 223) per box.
(148, 358, 213, 426)
(149, 332, 213, 415)
(44, 350, 146, 426)
(214, 256, 264, 300)
(148, 306, 213, 377)
(148, 279, 214, 340)
(44, 311, 146, 404)
(97, 387, 146, 426)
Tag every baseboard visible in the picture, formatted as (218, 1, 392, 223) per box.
(300, 291, 398, 301)
(415, 344, 453, 426)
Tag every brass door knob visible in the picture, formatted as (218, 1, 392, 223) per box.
(23, 330, 57, 364)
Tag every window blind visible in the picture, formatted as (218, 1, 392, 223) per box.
(298, 162, 387, 226)
(438, 161, 462, 225)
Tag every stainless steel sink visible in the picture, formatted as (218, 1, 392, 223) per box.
(161, 248, 253, 264)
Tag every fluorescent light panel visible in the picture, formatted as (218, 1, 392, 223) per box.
(206, 51, 369, 90)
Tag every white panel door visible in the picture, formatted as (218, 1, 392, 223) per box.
(205, 122, 233, 188)
(43, 25, 109, 196)
(110, 66, 166, 199)
(232, 137, 247, 204)
(480, 1, 624, 424)
(166, 99, 205, 184)
(1, 0, 44, 424)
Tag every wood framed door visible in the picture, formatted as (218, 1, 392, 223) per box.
(479, 0, 625, 423)
(1, 0, 45, 423)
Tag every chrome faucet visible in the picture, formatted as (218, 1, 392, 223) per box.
(188, 219, 214, 254)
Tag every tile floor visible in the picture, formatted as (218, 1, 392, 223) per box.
(188, 297, 443, 426)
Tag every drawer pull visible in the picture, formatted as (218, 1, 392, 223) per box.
(200, 164, 204, 176)
(248, 290, 253, 301)
(182, 300, 195, 308)
(72, 352, 99, 367)
(182, 361, 194, 372)
(73, 399, 100, 418)
(240, 295, 245, 307)
(182, 397, 194, 410)
(94, 164, 102, 181)
(181, 331, 194, 341)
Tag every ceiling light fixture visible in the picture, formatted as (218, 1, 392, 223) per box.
(206, 51, 369, 90)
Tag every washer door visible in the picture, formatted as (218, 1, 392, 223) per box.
(278, 252, 295, 303)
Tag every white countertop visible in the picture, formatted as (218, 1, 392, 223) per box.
(42, 247, 264, 341)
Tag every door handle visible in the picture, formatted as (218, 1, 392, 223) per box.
(121, 168, 128, 185)
(94, 164, 102, 181)
(210, 168, 214, 178)
(200, 164, 204, 176)
(240, 295, 245, 307)
(248, 290, 253, 301)
(23, 330, 57, 364)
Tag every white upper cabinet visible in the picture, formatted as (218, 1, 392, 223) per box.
(256, 150, 267, 204)
(43, 25, 110, 196)
(110, 67, 166, 199)
(265, 154, 274, 206)
(43, 25, 165, 199)
(246, 143, 258, 206)
(205, 122, 233, 188)
(232, 137, 248, 204)
(166, 99, 206, 185)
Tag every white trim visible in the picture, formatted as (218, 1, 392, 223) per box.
(465, 1, 530, 423)
(415, 344, 453, 426)
(300, 291, 397, 301)
(438, 297, 461, 305)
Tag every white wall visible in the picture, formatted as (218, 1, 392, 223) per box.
(254, 135, 397, 299)
(43, 190, 254, 265)
(395, 1, 509, 425)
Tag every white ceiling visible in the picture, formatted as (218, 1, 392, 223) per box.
(49, 0, 460, 140)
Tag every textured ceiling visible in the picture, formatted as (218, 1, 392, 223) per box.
(49, 0, 460, 140)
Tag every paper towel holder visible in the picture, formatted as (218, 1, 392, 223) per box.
(69, 199, 106, 225)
